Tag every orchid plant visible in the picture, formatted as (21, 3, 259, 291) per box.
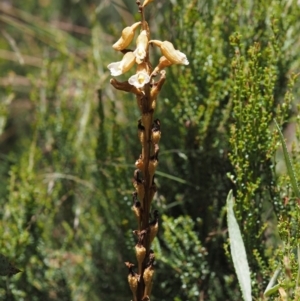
(107, 1, 188, 300)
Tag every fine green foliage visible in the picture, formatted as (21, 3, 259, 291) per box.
(157, 0, 299, 299)
(271, 119, 300, 300)
(155, 214, 209, 300)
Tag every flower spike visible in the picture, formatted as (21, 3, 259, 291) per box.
(109, 1, 189, 300)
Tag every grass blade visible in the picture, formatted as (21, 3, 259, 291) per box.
(227, 190, 252, 301)
(264, 268, 281, 296)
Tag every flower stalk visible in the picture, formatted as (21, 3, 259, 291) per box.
(107, 1, 188, 300)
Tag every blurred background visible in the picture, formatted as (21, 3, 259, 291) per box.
(1, 0, 300, 300)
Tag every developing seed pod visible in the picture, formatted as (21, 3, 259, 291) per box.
(133, 169, 145, 201)
(132, 192, 142, 226)
(133, 169, 144, 184)
(143, 251, 155, 299)
(132, 201, 141, 220)
(124, 262, 139, 301)
(113, 22, 141, 51)
(134, 230, 147, 275)
(138, 119, 145, 144)
(148, 156, 158, 179)
(135, 155, 144, 171)
(133, 180, 145, 202)
(151, 119, 161, 144)
(135, 243, 146, 276)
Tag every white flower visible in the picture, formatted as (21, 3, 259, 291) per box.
(107, 52, 136, 76)
(107, 62, 123, 76)
(128, 71, 150, 89)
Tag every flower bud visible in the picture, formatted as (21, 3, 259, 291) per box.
(113, 22, 141, 51)
(149, 40, 189, 65)
(107, 52, 136, 76)
(134, 30, 149, 64)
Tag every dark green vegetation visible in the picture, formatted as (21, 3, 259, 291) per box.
(1, 0, 300, 300)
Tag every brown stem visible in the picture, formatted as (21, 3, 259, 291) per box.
(136, 83, 153, 300)
(134, 3, 157, 301)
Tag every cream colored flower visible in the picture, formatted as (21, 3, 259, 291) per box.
(112, 22, 141, 51)
(149, 40, 189, 65)
(128, 70, 150, 89)
(134, 30, 148, 64)
(107, 52, 136, 76)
